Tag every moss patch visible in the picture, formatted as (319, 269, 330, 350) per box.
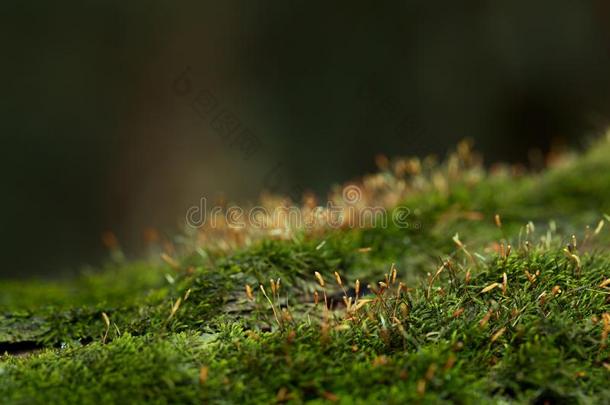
(2, 139, 610, 403)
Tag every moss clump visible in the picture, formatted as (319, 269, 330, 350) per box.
(2, 138, 610, 403)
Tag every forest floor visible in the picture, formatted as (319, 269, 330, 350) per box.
(1, 137, 610, 404)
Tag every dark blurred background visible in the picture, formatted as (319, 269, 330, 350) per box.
(2, 1, 610, 277)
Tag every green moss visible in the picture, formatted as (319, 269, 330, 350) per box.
(2, 138, 610, 403)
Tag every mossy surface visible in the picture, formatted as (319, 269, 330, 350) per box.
(1, 140, 610, 404)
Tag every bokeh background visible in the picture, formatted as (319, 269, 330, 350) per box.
(2, 1, 610, 277)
